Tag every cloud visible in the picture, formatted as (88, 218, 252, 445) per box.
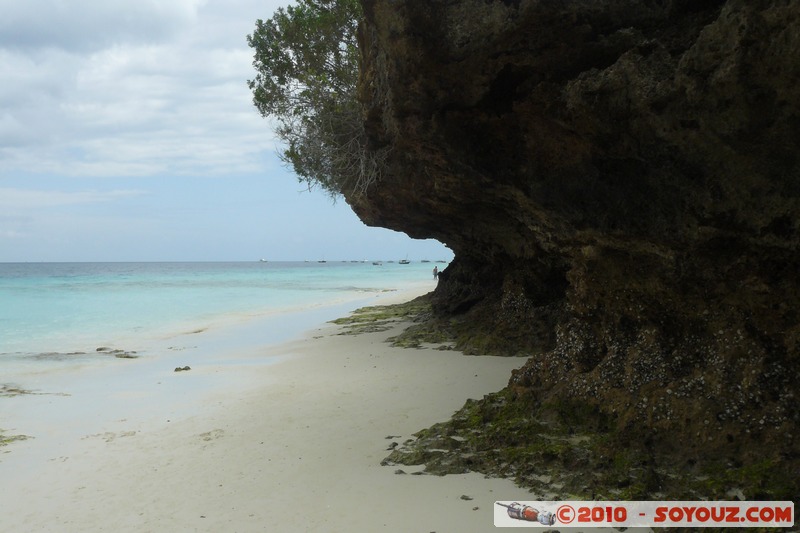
(0, 0, 203, 52)
(0, 0, 285, 179)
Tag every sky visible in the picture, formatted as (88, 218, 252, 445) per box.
(0, 0, 452, 262)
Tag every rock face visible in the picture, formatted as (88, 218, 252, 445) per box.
(351, 0, 799, 497)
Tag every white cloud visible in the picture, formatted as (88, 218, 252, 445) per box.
(0, 0, 204, 52)
(0, 0, 285, 179)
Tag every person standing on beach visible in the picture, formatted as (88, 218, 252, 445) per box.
(433, 266, 439, 279)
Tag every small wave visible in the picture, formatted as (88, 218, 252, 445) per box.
(29, 351, 90, 361)
(334, 286, 398, 293)
(12, 348, 139, 361)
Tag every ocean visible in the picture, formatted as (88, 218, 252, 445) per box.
(0, 260, 443, 467)
(0, 261, 441, 368)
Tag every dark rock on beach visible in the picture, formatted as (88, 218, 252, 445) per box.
(97, 347, 139, 359)
(352, 0, 800, 500)
(0, 385, 33, 397)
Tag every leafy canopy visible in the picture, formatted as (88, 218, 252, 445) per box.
(248, 0, 384, 198)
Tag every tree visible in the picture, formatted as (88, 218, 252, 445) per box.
(247, 0, 386, 198)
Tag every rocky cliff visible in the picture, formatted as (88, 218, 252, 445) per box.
(350, 0, 799, 499)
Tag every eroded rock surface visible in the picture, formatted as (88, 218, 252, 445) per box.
(351, 0, 799, 498)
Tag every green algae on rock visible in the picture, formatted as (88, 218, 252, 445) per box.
(0, 385, 33, 397)
(330, 294, 455, 349)
(383, 388, 797, 501)
(0, 430, 32, 448)
(330, 295, 433, 334)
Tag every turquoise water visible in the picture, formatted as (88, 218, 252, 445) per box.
(0, 261, 442, 357)
(0, 260, 442, 474)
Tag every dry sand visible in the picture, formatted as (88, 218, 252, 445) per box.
(1, 287, 537, 532)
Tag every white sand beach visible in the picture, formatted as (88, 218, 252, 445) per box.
(1, 287, 535, 532)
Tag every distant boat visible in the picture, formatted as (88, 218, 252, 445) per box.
(318, 260, 327, 263)
(399, 259, 410, 265)
(372, 261, 383, 266)
(421, 259, 431, 263)
(259, 259, 268, 262)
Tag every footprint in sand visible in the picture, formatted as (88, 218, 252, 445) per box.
(199, 429, 225, 441)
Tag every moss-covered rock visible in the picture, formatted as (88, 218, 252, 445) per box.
(383, 384, 798, 502)
(330, 294, 434, 336)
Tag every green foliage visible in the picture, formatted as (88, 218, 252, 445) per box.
(248, 0, 386, 197)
